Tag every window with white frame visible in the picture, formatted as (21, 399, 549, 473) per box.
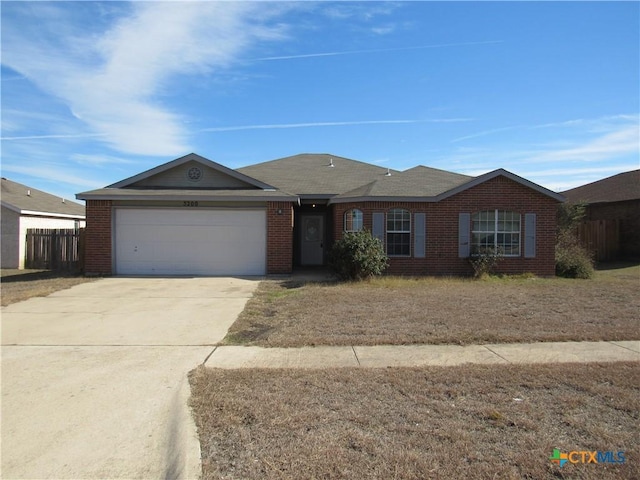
(471, 210, 521, 256)
(344, 209, 363, 232)
(386, 208, 410, 256)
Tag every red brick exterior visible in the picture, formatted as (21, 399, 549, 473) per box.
(267, 201, 295, 274)
(84, 200, 113, 275)
(332, 176, 559, 276)
(83, 177, 558, 277)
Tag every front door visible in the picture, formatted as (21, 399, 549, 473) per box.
(300, 215, 324, 265)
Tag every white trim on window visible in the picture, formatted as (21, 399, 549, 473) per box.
(386, 208, 411, 256)
(471, 209, 521, 257)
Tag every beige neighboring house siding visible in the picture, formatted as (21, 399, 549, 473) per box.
(1, 206, 21, 268)
(1, 207, 86, 269)
(18, 215, 86, 269)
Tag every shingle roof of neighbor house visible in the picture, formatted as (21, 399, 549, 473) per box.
(1, 178, 85, 217)
(562, 170, 640, 204)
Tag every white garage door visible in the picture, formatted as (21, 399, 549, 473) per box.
(115, 208, 266, 275)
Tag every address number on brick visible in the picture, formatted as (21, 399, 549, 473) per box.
(183, 201, 199, 207)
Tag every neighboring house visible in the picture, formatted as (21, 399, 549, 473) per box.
(562, 170, 640, 260)
(77, 153, 564, 277)
(1, 178, 86, 269)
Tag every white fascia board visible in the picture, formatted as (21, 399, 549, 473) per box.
(21, 210, 86, 219)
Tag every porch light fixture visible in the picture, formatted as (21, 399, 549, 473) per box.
(277, 208, 283, 215)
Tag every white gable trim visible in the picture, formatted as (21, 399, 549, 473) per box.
(436, 169, 565, 202)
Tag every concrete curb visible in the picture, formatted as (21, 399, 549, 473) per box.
(205, 341, 640, 369)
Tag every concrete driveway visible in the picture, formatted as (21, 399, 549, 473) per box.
(1, 277, 259, 479)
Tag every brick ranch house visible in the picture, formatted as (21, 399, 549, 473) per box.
(76, 153, 564, 277)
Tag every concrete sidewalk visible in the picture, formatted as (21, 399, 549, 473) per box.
(205, 340, 640, 369)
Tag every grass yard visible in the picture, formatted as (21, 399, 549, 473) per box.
(190, 362, 639, 480)
(0, 269, 96, 306)
(223, 264, 640, 347)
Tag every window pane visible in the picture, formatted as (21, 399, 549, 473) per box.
(387, 209, 410, 232)
(472, 210, 520, 256)
(387, 232, 410, 256)
(345, 209, 363, 232)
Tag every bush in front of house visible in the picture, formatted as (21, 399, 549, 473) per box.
(555, 202, 594, 279)
(469, 247, 504, 279)
(329, 230, 388, 281)
(555, 230, 595, 279)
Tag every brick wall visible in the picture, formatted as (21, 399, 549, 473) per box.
(267, 202, 295, 274)
(332, 176, 559, 277)
(84, 200, 112, 275)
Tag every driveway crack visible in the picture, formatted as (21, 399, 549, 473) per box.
(483, 345, 511, 363)
(351, 346, 361, 366)
(202, 346, 218, 365)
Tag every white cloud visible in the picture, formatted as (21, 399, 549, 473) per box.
(1, 163, 105, 190)
(252, 40, 503, 61)
(2, 2, 291, 156)
(532, 125, 639, 163)
(71, 154, 135, 166)
(437, 114, 639, 191)
(200, 118, 472, 133)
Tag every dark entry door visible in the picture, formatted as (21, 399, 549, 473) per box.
(300, 215, 324, 265)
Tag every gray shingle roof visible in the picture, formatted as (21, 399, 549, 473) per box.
(333, 165, 472, 199)
(562, 169, 640, 204)
(75, 152, 564, 203)
(2, 178, 85, 217)
(237, 153, 399, 196)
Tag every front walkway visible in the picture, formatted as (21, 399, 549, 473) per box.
(206, 340, 640, 369)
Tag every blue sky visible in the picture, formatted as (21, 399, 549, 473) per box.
(2, 1, 638, 202)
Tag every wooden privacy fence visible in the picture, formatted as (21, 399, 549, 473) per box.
(575, 219, 620, 262)
(25, 228, 85, 272)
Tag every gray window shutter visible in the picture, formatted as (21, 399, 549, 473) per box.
(372, 212, 384, 244)
(458, 213, 470, 258)
(414, 213, 426, 258)
(524, 213, 536, 258)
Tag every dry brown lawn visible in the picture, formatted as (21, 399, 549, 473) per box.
(190, 362, 639, 480)
(0, 269, 96, 306)
(224, 265, 640, 346)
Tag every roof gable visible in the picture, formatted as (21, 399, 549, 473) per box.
(109, 153, 275, 190)
(1, 178, 85, 217)
(561, 169, 640, 204)
(438, 169, 565, 202)
(330, 168, 564, 203)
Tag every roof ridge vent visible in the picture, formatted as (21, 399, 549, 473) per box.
(328, 158, 335, 167)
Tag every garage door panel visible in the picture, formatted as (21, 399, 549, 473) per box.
(115, 209, 266, 275)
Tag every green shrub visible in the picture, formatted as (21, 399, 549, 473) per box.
(328, 230, 388, 281)
(555, 231, 595, 279)
(469, 247, 504, 279)
(555, 202, 594, 279)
